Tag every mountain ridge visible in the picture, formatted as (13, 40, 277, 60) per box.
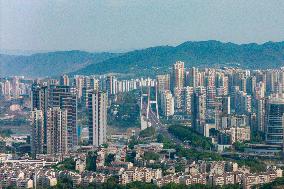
(0, 51, 119, 77)
(1, 40, 284, 78)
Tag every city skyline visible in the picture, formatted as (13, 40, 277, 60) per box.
(1, 1, 284, 189)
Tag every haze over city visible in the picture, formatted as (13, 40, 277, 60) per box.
(1, 1, 284, 189)
(1, 0, 284, 52)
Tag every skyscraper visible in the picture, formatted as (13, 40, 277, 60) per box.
(74, 76, 84, 99)
(31, 84, 48, 112)
(157, 74, 170, 93)
(192, 91, 206, 135)
(88, 91, 108, 147)
(188, 67, 198, 88)
(31, 110, 44, 157)
(173, 86, 193, 114)
(206, 86, 216, 109)
(31, 83, 48, 152)
(160, 90, 174, 117)
(171, 61, 185, 91)
(11, 76, 20, 98)
(215, 96, 231, 130)
(106, 75, 117, 96)
(49, 85, 77, 150)
(256, 98, 266, 132)
(46, 107, 68, 155)
(266, 95, 284, 145)
(60, 74, 70, 86)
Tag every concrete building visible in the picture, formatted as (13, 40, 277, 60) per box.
(49, 85, 78, 150)
(31, 110, 44, 156)
(157, 74, 170, 93)
(160, 90, 174, 117)
(171, 61, 185, 91)
(266, 94, 284, 145)
(88, 91, 108, 147)
(192, 92, 206, 135)
(46, 107, 68, 155)
(60, 74, 70, 86)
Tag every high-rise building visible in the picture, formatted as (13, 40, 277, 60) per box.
(221, 75, 229, 95)
(171, 61, 184, 91)
(11, 76, 20, 98)
(174, 87, 183, 111)
(74, 76, 84, 99)
(184, 87, 194, 115)
(157, 74, 170, 93)
(246, 76, 256, 95)
(31, 110, 44, 157)
(31, 83, 48, 150)
(106, 75, 117, 95)
(235, 91, 251, 114)
(266, 95, 284, 145)
(256, 98, 266, 132)
(206, 86, 216, 109)
(60, 74, 70, 86)
(46, 107, 68, 155)
(160, 90, 174, 117)
(188, 67, 198, 88)
(31, 84, 48, 113)
(49, 85, 77, 150)
(82, 87, 93, 108)
(88, 91, 108, 147)
(83, 76, 100, 91)
(174, 87, 193, 114)
(3, 80, 11, 97)
(240, 77, 247, 93)
(192, 92, 206, 135)
(254, 82, 266, 99)
(215, 96, 230, 130)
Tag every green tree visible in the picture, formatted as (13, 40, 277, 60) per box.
(49, 177, 74, 189)
(236, 159, 266, 173)
(86, 151, 97, 171)
(105, 153, 116, 166)
(52, 158, 76, 171)
(233, 142, 248, 152)
(143, 151, 160, 161)
(168, 124, 213, 150)
(108, 91, 140, 128)
(0, 128, 13, 137)
(139, 127, 156, 138)
(256, 176, 284, 189)
(157, 134, 176, 149)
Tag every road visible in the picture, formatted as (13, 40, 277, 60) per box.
(140, 101, 187, 147)
(140, 101, 276, 159)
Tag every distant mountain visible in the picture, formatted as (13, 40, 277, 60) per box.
(74, 40, 284, 77)
(1, 41, 284, 78)
(0, 49, 52, 56)
(0, 51, 118, 77)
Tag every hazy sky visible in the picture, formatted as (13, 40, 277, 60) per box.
(1, 0, 284, 52)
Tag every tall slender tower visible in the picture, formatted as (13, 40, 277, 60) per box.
(266, 95, 284, 145)
(106, 75, 116, 96)
(157, 74, 170, 93)
(49, 85, 77, 150)
(31, 110, 44, 157)
(46, 107, 68, 155)
(60, 74, 70, 86)
(88, 91, 108, 147)
(160, 90, 174, 117)
(31, 83, 48, 154)
(192, 92, 206, 135)
(171, 61, 185, 91)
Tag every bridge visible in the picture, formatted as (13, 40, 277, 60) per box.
(140, 81, 159, 130)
